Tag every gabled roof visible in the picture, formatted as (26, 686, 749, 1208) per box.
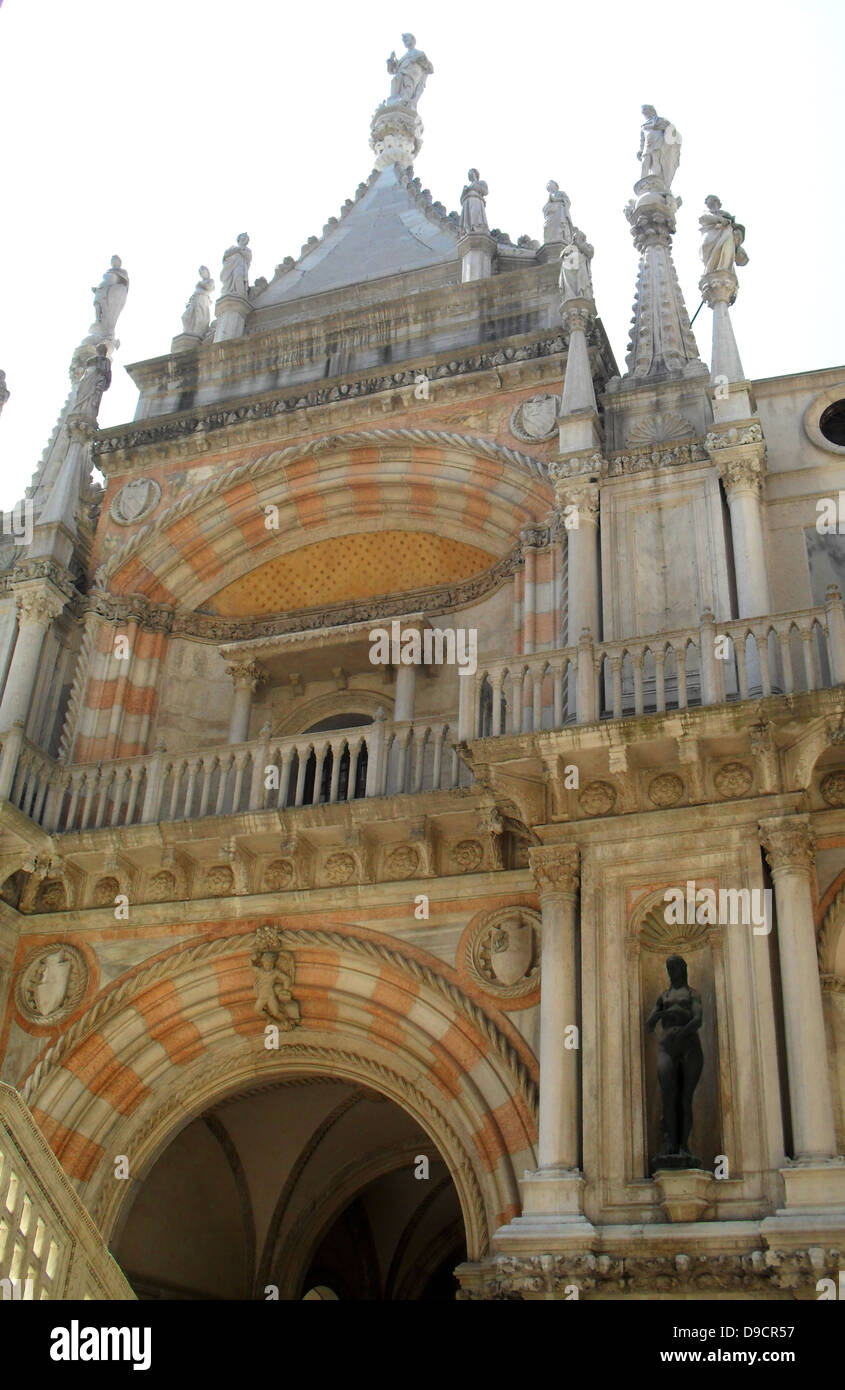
(250, 164, 461, 312)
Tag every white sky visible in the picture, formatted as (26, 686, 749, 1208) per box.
(0, 0, 842, 511)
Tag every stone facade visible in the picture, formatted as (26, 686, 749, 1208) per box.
(0, 45, 843, 1301)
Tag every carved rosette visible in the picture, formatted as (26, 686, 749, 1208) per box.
(15, 943, 89, 1026)
(713, 761, 753, 799)
(529, 844, 580, 899)
(759, 816, 816, 878)
(647, 773, 685, 808)
(820, 771, 845, 807)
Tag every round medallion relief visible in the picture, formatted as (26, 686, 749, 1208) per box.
(820, 771, 845, 807)
(264, 859, 295, 891)
(15, 943, 89, 1025)
(714, 762, 753, 799)
(385, 845, 420, 880)
(579, 780, 617, 817)
(464, 907, 541, 998)
(323, 852, 356, 885)
(109, 477, 162, 526)
(453, 840, 483, 872)
(648, 773, 685, 808)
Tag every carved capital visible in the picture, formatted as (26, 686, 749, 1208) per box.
(529, 844, 580, 899)
(711, 449, 767, 496)
(759, 815, 816, 877)
(15, 585, 66, 629)
(552, 479, 600, 524)
(560, 304, 593, 338)
(699, 269, 738, 307)
(225, 660, 268, 692)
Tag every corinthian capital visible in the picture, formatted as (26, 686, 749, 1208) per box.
(552, 479, 600, 525)
(711, 451, 766, 497)
(529, 844, 580, 898)
(15, 586, 66, 628)
(225, 660, 268, 691)
(759, 815, 815, 876)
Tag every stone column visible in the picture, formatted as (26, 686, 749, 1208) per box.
(530, 845, 582, 1170)
(700, 268, 754, 424)
(551, 476, 600, 647)
(759, 816, 837, 1162)
(707, 437, 770, 619)
(0, 586, 66, 731)
(225, 661, 266, 744)
(394, 662, 417, 722)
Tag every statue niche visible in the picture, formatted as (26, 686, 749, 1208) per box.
(637, 906, 722, 1176)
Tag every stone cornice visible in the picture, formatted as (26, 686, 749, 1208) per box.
(96, 335, 575, 461)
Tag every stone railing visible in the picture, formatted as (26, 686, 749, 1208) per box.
(1, 714, 462, 835)
(0, 1082, 133, 1300)
(472, 594, 845, 736)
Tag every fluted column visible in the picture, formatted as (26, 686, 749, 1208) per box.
(0, 585, 66, 731)
(759, 816, 837, 1162)
(530, 844, 582, 1170)
(707, 436, 770, 619)
(225, 661, 267, 744)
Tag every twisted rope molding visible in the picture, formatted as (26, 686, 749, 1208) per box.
(88, 1044, 491, 1258)
(95, 429, 551, 590)
(21, 925, 539, 1122)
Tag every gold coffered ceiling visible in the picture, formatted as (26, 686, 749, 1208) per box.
(202, 530, 498, 617)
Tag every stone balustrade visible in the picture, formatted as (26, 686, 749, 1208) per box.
(0, 1082, 133, 1300)
(5, 715, 461, 835)
(473, 598, 843, 736)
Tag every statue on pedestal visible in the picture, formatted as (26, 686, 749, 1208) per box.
(220, 233, 251, 298)
(699, 195, 749, 274)
(559, 227, 594, 302)
(72, 343, 112, 425)
(90, 255, 130, 340)
(181, 266, 215, 337)
(637, 105, 681, 191)
(646, 954, 703, 1167)
(543, 182, 573, 244)
(460, 169, 489, 234)
(386, 33, 433, 108)
(0, 370, 9, 418)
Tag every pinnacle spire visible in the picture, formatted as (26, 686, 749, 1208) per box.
(622, 106, 705, 382)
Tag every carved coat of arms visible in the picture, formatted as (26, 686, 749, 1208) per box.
(15, 944, 88, 1025)
(510, 394, 560, 443)
(110, 477, 162, 526)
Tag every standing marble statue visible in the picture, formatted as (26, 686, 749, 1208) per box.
(559, 227, 594, 302)
(90, 255, 130, 339)
(0, 370, 9, 419)
(460, 170, 489, 234)
(637, 105, 681, 190)
(699, 195, 749, 274)
(71, 343, 112, 425)
(181, 266, 216, 337)
(386, 33, 433, 107)
(646, 955, 703, 1166)
(220, 233, 252, 298)
(543, 182, 573, 244)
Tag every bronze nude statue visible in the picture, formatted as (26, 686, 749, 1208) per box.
(646, 954, 703, 1169)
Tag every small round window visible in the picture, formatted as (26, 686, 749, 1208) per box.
(819, 400, 845, 447)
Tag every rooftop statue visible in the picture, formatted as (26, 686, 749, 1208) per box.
(71, 343, 112, 426)
(386, 33, 433, 108)
(637, 104, 681, 191)
(90, 255, 129, 341)
(460, 169, 489, 234)
(0, 369, 8, 418)
(646, 954, 703, 1167)
(559, 227, 594, 303)
(543, 181, 573, 245)
(220, 234, 251, 299)
(699, 195, 749, 275)
(181, 265, 216, 338)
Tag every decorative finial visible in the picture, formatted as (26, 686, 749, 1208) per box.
(370, 34, 433, 168)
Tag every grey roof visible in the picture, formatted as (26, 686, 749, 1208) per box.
(250, 164, 459, 310)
